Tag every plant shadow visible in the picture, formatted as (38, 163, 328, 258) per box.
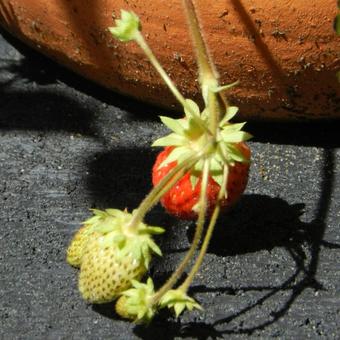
(132, 149, 338, 339)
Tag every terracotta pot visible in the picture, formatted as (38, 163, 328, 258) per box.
(0, 0, 339, 120)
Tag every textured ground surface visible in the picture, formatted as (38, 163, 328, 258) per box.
(0, 28, 339, 340)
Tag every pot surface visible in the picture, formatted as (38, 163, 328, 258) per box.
(0, 0, 339, 120)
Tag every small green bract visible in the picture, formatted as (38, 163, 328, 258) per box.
(115, 278, 156, 323)
(160, 289, 202, 317)
(109, 10, 140, 42)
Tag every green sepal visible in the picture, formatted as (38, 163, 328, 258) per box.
(119, 278, 156, 324)
(209, 158, 224, 187)
(226, 144, 250, 163)
(159, 116, 186, 135)
(159, 147, 194, 168)
(184, 116, 205, 139)
(139, 225, 165, 235)
(190, 173, 199, 189)
(220, 130, 252, 143)
(105, 208, 126, 216)
(145, 238, 163, 257)
(221, 122, 246, 134)
(219, 106, 239, 125)
(212, 80, 239, 93)
(183, 98, 201, 117)
(152, 133, 185, 147)
(159, 289, 202, 317)
(211, 174, 223, 187)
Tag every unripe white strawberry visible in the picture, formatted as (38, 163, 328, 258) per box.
(115, 296, 135, 320)
(76, 210, 164, 304)
(66, 209, 135, 268)
(66, 225, 101, 268)
(79, 235, 147, 303)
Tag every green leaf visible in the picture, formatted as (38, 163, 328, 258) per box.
(159, 116, 185, 135)
(141, 244, 152, 268)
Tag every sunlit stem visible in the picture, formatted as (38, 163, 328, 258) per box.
(179, 165, 229, 292)
(127, 154, 200, 232)
(182, 0, 217, 92)
(182, 0, 220, 137)
(151, 159, 210, 304)
(134, 31, 186, 108)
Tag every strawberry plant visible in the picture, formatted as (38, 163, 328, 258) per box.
(67, 0, 251, 323)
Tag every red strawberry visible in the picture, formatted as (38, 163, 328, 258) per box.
(152, 144, 250, 220)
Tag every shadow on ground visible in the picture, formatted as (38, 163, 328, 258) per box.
(1, 26, 339, 339)
(85, 146, 338, 339)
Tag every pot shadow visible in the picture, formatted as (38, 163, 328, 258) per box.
(0, 88, 97, 135)
(84, 148, 157, 210)
(132, 149, 338, 339)
(246, 120, 340, 148)
(0, 27, 168, 124)
(0, 39, 97, 135)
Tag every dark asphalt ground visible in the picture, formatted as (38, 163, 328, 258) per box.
(0, 28, 339, 339)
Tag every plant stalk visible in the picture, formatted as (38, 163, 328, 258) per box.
(134, 31, 186, 108)
(127, 154, 199, 231)
(179, 165, 229, 292)
(182, 0, 221, 137)
(151, 159, 210, 304)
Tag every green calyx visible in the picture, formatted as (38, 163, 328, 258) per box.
(118, 278, 156, 323)
(109, 10, 140, 42)
(84, 209, 164, 268)
(159, 289, 202, 317)
(152, 98, 252, 188)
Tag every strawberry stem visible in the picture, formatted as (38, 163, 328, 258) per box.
(179, 165, 229, 292)
(151, 159, 210, 304)
(126, 154, 200, 232)
(150, 159, 211, 304)
(182, 0, 217, 98)
(134, 31, 187, 108)
(182, 0, 221, 136)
